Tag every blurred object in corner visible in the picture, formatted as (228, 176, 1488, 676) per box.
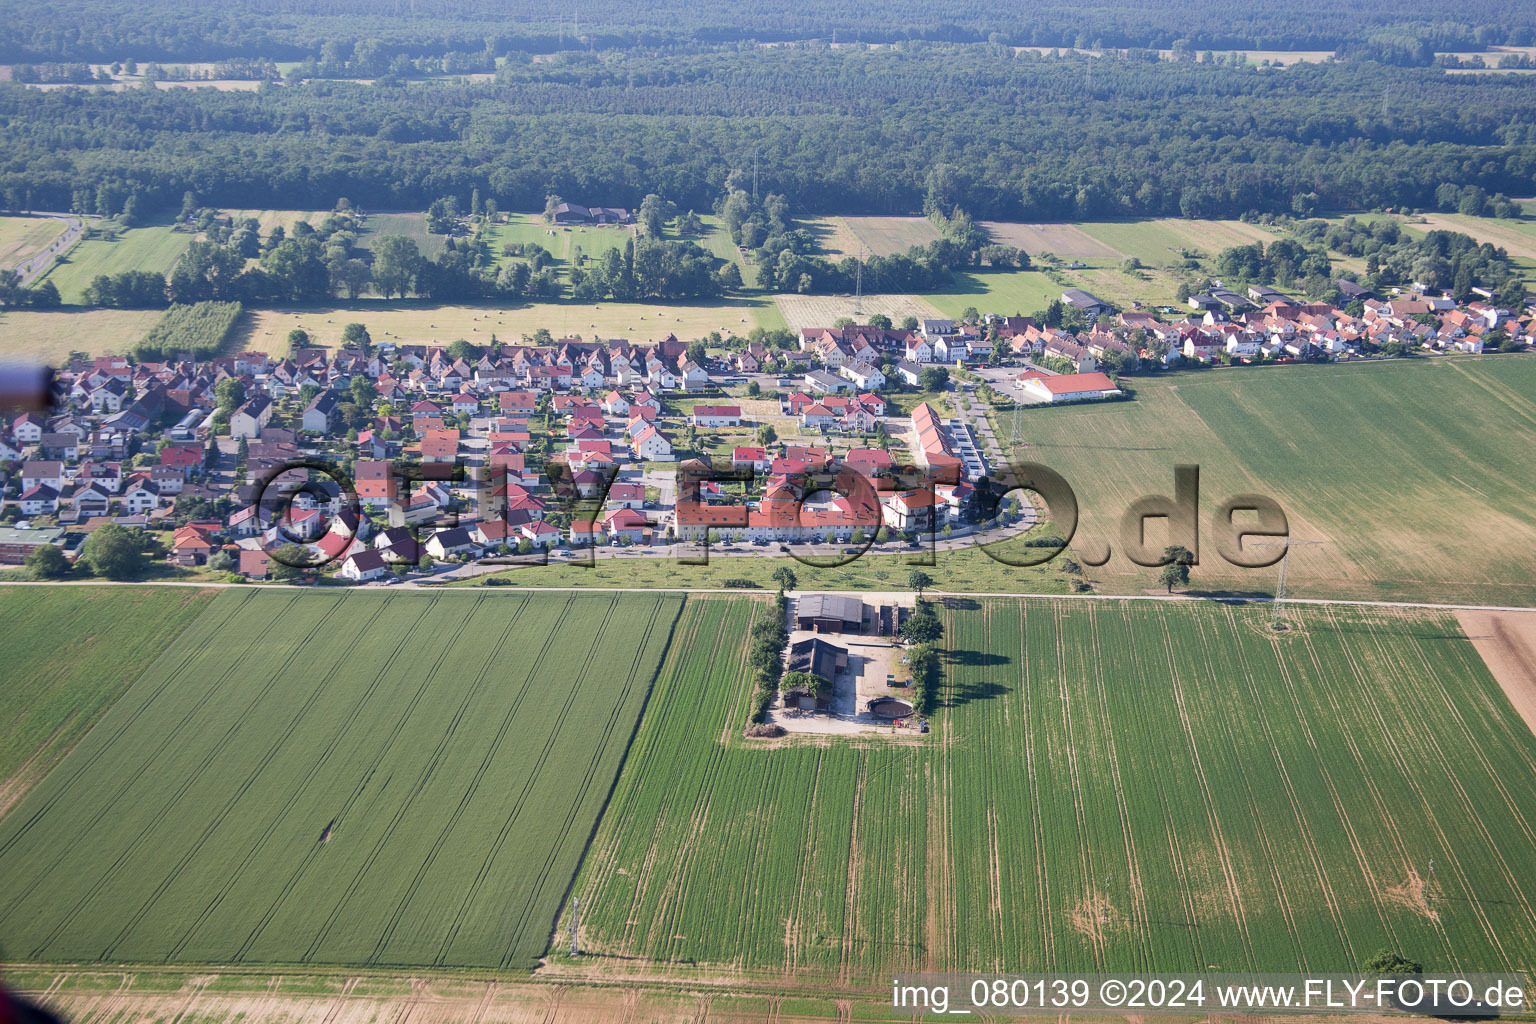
(0, 363, 54, 413)
(0, 984, 68, 1024)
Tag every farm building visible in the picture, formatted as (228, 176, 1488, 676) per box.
(787, 637, 849, 682)
(552, 203, 632, 225)
(1061, 289, 1110, 316)
(1023, 371, 1124, 404)
(796, 594, 865, 633)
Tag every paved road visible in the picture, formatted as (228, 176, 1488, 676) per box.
(4, 577, 1536, 615)
(11, 213, 89, 287)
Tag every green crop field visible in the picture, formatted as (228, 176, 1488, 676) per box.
(0, 588, 683, 969)
(565, 595, 1536, 980)
(43, 224, 192, 304)
(0, 586, 215, 813)
(999, 356, 1536, 605)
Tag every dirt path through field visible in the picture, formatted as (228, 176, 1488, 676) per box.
(1456, 609, 1536, 738)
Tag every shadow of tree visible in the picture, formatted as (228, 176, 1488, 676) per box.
(944, 679, 1009, 707)
(948, 648, 1010, 667)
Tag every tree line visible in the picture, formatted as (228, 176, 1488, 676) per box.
(4, 48, 1536, 229)
(3, 0, 1535, 64)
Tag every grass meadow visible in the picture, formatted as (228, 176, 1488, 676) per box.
(999, 356, 1536, 605)
(0, 215, 68, 268)
(566, 595, 1536, 981)
(0, 588, 683, 969)
(43, 223, 191, 304)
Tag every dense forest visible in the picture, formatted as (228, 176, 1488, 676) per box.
(2, 0, 1535, 63)
(3, 47, 1536, 224)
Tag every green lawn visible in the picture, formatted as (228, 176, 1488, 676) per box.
(462, 527, 1072, 595)
(358, 211, 445, 258)
(0, 586, 215, 807)
(0, 588, 682, 969)
(1011, 356, 1536, 604)
(43, 224, 192, 304)
(566, 595, 1536, 980)
(923, 269, 1063, 319)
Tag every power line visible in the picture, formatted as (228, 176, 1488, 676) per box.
(1248, 539, 1324, 629)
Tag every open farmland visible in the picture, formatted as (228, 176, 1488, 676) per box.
(235, 296, 783, 353)
(0, 586, 214, 816)
(42, 223, 191, 304)
(982, 222, 1120, 259)
(564, 595, 1536, 981)
(774, 291, 943, 331)
(0, 214, 68, 268)
(1003, 357, 1536, 605)
(1077, 217, 1282, 263)
(0, 588, 683, 969)
(0, 307, 164, 361)
(800, 215, 941, 257)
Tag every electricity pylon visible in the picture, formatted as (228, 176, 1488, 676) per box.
(1248, 539, 1323, 629)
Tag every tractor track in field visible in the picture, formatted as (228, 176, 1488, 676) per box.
(436, 597, 590, 965)
(437, 598, 585, 963)
(603, 603, 710, 957)
(1336, 608, 1536, 963)
(1052, 602, 1107, 967)
(1086, 604, 1153, 964)
(493, 595, 633, 967)
(119, 599, 432, 962)
(645, 613, 741, 961)
(1225, 606, 1355, 968)
(837, 753, 866, 985)
(316, 977, 361, 1024)
(1013, 601, 1055, 970)
(299, 601, 471, 962)
(1267, 634, 1406, 955)
(368, 599, 532, 963)
(1190, 610, 1309, 968)
(1120, 620, 1205, 968)
(786, 746, 826, 971)
(1396, 613, 1536, 859)
(1295, 616, 1471, 963)
(0, 589, 257, 867)
(20, 596, 343, 958)
(1303, 618, 1480, 959)
(1156, 606, 1257, 969)
(224, 595, 448, 964)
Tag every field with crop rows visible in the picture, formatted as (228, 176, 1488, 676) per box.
(567, 595, 931, 978)
(43, 224, 191, 304)
(0, 586, 215, 816)
(1009, 356, 1536, 605)
(567, 595, 1536, 982)
(0, 588, 683, 969)
(941, 598, 1536, 973)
